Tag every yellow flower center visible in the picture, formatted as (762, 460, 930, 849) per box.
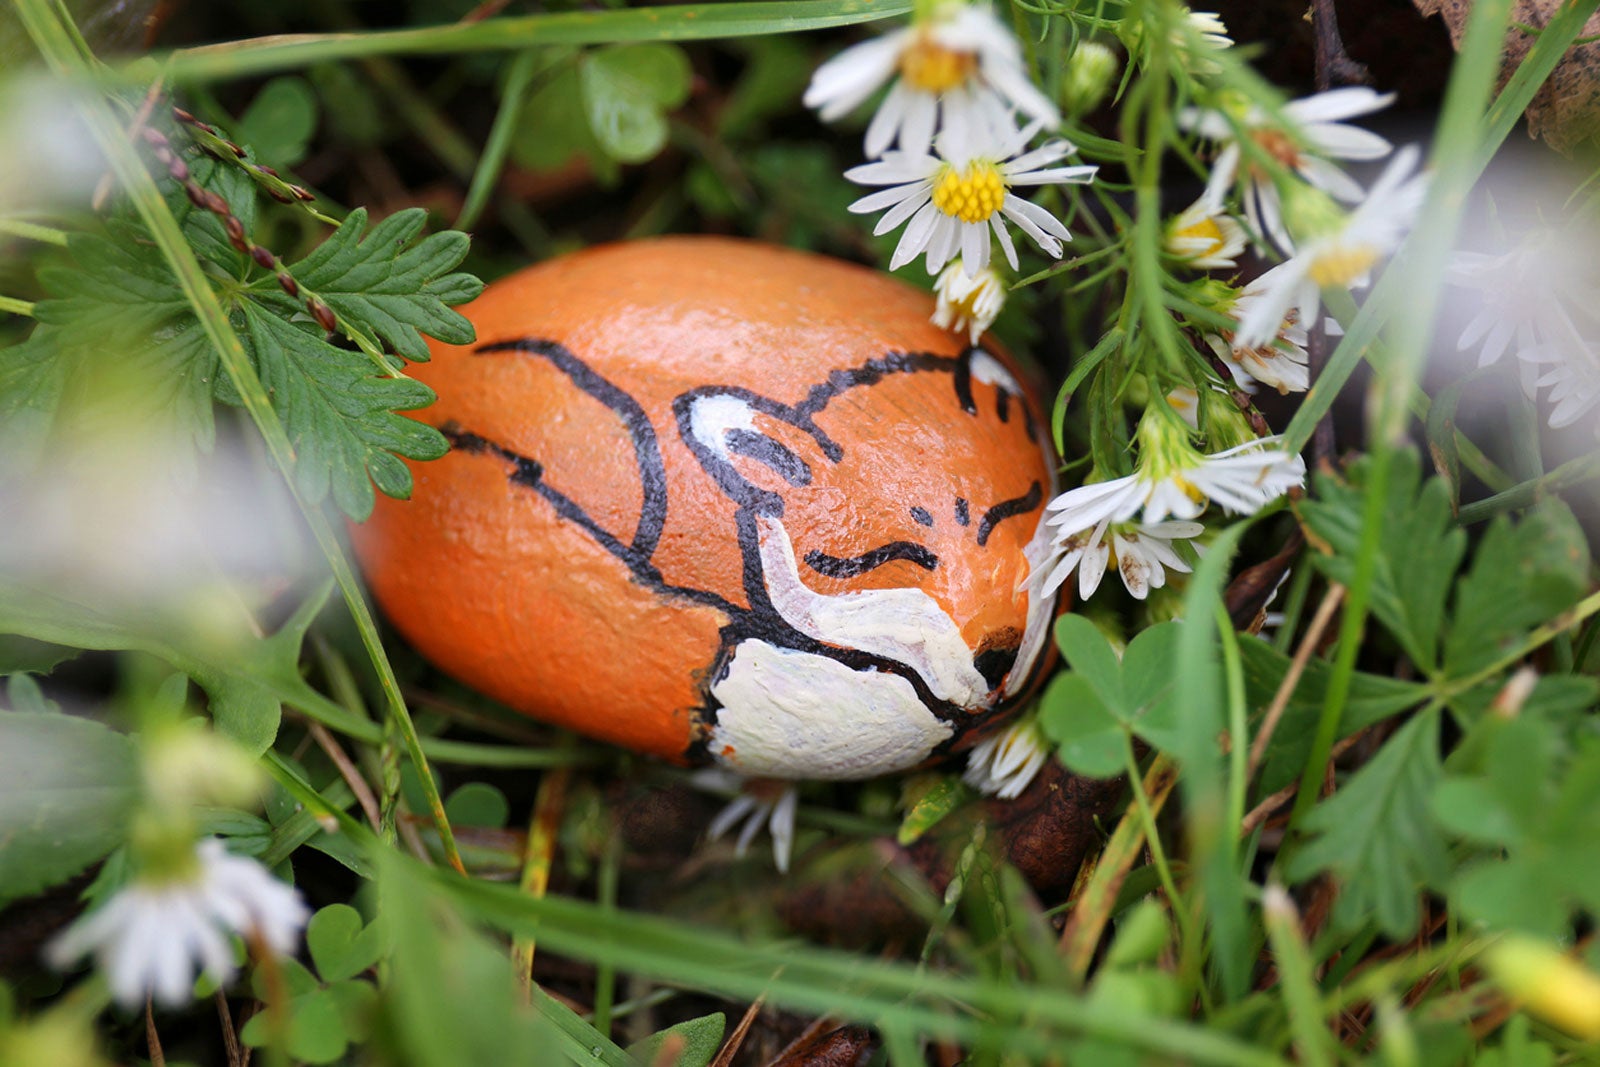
(899, 36, 979, 92)
(1172, 216, 1224, 256)
(1308, 244, 1380, 288)
(931, 161, 1007, 223)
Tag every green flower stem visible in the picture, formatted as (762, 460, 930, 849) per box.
(1120, 736, 1200, 992)
(0, 295, 36, 317)
(15, 0, 467, 876)
(1436, 585, 1600, 700)
(1281, 0, 1517, 852)
(456, 49, 541, 231)
(1455, 449, 1600, 525)
(134, 0, 912, 84)
(0, 216, 70, 245)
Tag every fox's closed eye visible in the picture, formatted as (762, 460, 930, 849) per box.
(804, 542, 939, 579)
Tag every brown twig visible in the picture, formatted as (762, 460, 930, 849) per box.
(308, 721, 383, 832)
(708, 995, 767, 1067)
(1247, 583, 1348, 779)
(1310, 0, 1372, 91)
(216, 990, 247, 1067)
(1241, 732, 1366, 835)
(145, 996, 167, 1067)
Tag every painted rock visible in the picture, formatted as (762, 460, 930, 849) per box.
(351, 236, 1058, 781)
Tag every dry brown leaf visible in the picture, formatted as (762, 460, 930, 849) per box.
(1413, 0, 1600, 153)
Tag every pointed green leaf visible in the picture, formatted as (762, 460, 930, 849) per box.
(282, 207, 481, 362)
(1287, 708, 1450, 937)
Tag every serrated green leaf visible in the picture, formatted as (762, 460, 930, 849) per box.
(1238, 637, 1428, 794)
(1443, 503, 1588, 682)
(626, 1012, 726, 1067)
(238, 301, 445, 520)
(282, 206, 481, 362)
(0, 711, 138, 906)
(1287, 708, 1450, 937)
(580, 43, 692, 163)
(236, 75, 320, 169)
(1301, 452, 1464, 671)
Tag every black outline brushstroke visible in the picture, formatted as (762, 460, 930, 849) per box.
(976, 481, 1043, 548)
(910, 506, 934, 528)
(454, 336, 1051, 766)
(955, 498, 970, 526)
(804, 542, 939, 579)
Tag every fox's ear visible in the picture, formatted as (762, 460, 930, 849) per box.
(674, 388, 839, 517)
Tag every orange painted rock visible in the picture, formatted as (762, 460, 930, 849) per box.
(351, 236, 1058, 780)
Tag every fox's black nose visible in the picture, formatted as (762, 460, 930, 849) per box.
(974, 645, 1019, 691)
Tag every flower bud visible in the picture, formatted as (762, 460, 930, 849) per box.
(1063, 41, 1119, 115)
(1486, 937, 1600, 1040)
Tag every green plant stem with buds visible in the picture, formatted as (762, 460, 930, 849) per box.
(14, 0, 468, 876)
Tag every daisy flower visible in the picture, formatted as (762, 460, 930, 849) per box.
(1042, 414, 1306, 541)
(47, 838, 308, 1009)
(964, 715, 1051, 800)
(1165, 164, 1248, 270)
(1036, 516, 1204, 601)
(1203, 275, 1312, 394)
(932, 256, 1006, 341)
(1180, 86, 1395, 251)
(846, 119, 1097, 276)
(1526, 319, 1600, 430)
(693, 770, 800, 873)
(803, 1, 1059, 159)
(1234, 145, 1429, 353)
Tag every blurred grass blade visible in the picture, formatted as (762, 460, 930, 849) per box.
(145, 0, 914, 84)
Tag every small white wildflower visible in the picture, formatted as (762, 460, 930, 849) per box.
(1112, 522, 1203, 599)
(964, 716, 1051, 799)
(1181, 86, 1395, 251)
(803, 1, 1059, 159)
(46, 839, 309, 1009)
(932, 257, 1006, 341)
(1037, 516, 1203, 601)
(1165, 164, 1248, 270)
(1234, 146, 1429, 353)
(694, 770, 800, 874)
(1204, 276, 1312, 394)
(1526, 317, 1600, 431)
(847, 119, 1097, 276)
(1042, 419, 1305, 538)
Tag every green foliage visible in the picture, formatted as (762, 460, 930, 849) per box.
(1299, 452, 1588, 696)
(4, 157, 477, 521)
(1287, 708, 1452, 938)
(625, 1013, 726, 1067)
(1435, 716, 1600, 937)
(580, 44, 692, 163)
(0, 710, 138, 906)
(514, 42, 692, 174)
(235, 76, 320, 168)
(1039, 616, 1183, 777)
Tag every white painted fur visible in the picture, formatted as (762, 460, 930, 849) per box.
(755, 514, 989, 708)
(708, 639, 954, 779)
